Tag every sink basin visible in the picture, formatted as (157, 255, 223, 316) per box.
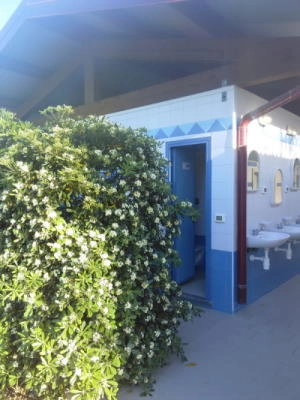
(276, 226, 300, 240)
(247, 231, 290, 248)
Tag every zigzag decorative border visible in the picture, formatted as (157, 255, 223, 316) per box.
(147, 117, 232, 139)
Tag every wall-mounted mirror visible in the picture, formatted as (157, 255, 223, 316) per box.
(273, 169, 283, 205)
(292, 158, 300, 190)
(247, 151, 259, 192)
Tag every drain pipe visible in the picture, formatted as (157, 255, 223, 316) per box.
(237, 85, 300, 304)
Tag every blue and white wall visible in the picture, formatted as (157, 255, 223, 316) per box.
(108, 87, 237, 313)
(235, 87, 300, 305)
(107, 86, 300, 313)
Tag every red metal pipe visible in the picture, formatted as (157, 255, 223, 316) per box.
(237, 84, 300, 304)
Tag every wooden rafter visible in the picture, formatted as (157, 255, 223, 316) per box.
(88, 38, 226, 63)
(14, 35, 300, 118)
(84, 37, 300, 63)
(75, 47, 300, 117)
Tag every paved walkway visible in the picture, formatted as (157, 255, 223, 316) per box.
(119, 275, 300, 400)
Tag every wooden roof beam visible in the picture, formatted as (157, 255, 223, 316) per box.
(76, 51, 300, 117)
(86, 37, 300, 63)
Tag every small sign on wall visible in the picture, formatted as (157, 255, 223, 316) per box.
(215, 214, 226, 223)
(182, 161, 191, 170)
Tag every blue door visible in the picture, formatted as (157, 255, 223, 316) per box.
(171, 146, 196, 284)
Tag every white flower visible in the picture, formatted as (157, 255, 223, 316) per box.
(135, 180, 142, 186)
(105, 209, 112, 216)
(79, 253, 88, 263)
(91, 356, 99, 362)
(93, 332, 101, 343)
(40, 384, 47, 392)
(48, 210, 57, 219)
(131, 272, 136, 280)
(75, 367, 82, 376)
(69, 313, 77, 323)
(60, 357, 69, 366)
(66, 228, 74, 236)
(14, 182, 23, 190)
(16, 272, 25, 281)
(77, 236, 84, 244)
(16, 161, 29, 172)
(54, 251, 62, 260)
(43, 221, 51, 229)
(99, 233, 106, 241)
(148, 350, 154, 358)
(119, 180, 126, 186)
(125, 302, 131, 310)
(26, 292, 36, 304)
(103, 259, 111, 267)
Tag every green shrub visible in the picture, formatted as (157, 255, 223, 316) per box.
(0, 107, 200, 399)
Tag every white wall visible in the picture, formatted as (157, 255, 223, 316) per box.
(108, 87, 237, 253)
(234, 87, 300, 233)
(107, 87, 234, 130)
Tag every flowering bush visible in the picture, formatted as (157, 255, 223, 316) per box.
(0, 107, 200, 399)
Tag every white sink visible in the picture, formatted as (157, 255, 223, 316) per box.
(276, 226, 300, 240)
(247, 231, 290, 248)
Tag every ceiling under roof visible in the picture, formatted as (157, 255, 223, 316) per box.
(1, 0, 300, 120)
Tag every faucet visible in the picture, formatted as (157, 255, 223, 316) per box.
(282, 217, 293, 226)
(259, 223, 266, 231)
(277, 222, 283, 229)
(252, 228, 260, 236)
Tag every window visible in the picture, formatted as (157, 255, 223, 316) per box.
(273, 169, 283, 205)
(293, 159, 300, 190)
(247, 151, 259, 191)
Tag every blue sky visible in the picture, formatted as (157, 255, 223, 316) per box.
(0, 0, 22, 29)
